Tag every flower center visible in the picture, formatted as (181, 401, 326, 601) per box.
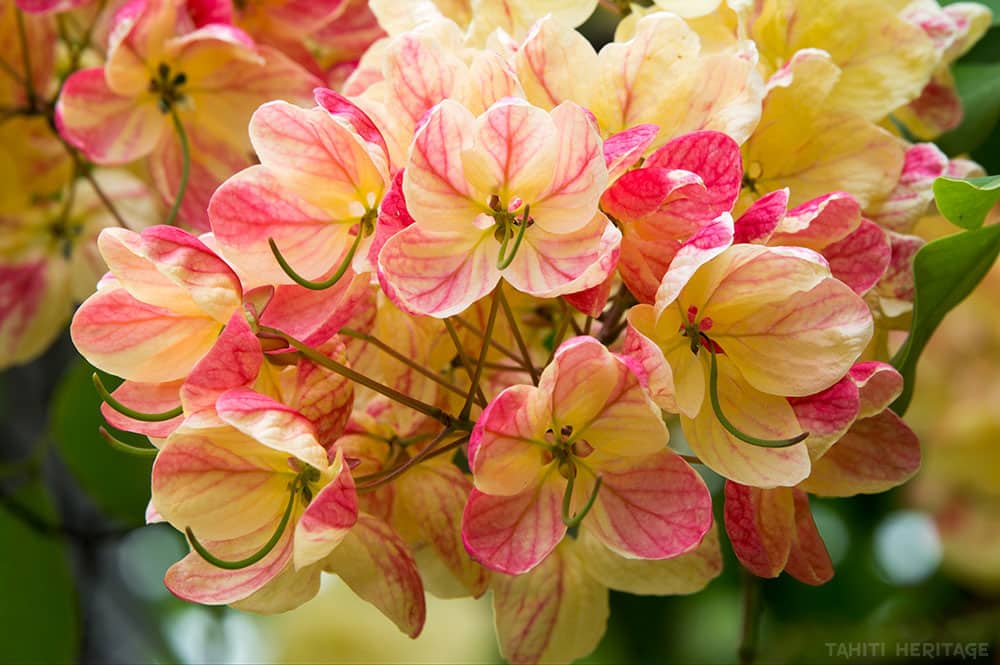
(680, 305, 716, 355)
(148, 62, 187, 114)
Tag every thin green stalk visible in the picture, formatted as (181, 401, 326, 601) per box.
(165, 108, 189, 227)
(461, 290, 501, 420)
(443, 318, 488, 408)
(497, 287, 538, 384)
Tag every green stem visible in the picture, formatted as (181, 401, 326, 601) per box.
(497, 287, 538, 384)
(561, 469, 602, 529)
(442, 318, 488, 408)
(257, 326, 471, 431)
(546, 299, 574, 367)
(269, 223, 364, 290)
(702, 336, 809, 448)
(496, 205, 530, 270)
(451, 315, 526, 368)
(355, 428, 462, 492)
(339, 328, 471, 401)
(98, 426, 158, 457)
(14, 9, 36, 110)
(165, 108, 189, 227)
(461, 289, 501, 420)
(93, 373, 183, 422)
(186, 489, 296, 570)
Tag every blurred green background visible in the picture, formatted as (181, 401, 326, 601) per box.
(2, 4, 1000, 663)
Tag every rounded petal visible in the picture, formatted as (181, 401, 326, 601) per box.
(294, 456, 358, 568)
(723, 482, 794, 578)
(468, 384, 549, 497)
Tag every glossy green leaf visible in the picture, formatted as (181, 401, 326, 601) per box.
(0, 480, 79, 663)
(891, 224, 1000, 414)
(937, 62, 1000, 157)
(49, 360, 153, 526)
(932, 175, 1000, 229)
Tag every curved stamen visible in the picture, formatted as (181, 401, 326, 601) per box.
(164, 109, 189, 227)
(268, 221, 365, 290)
(93, 373, 183, 422)
(98, 426, 158, 457)
(185, 488, 296, 570)
(701, 334, 809, 448)
(561, 468, 603, 529)
(497, 204, 530, 270)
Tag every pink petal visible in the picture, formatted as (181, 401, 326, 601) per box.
(294, 456, 358, 568)
(733, 189, 789, 244)
(55, 68, 165, 165)
(783, 489, 834, 585)
(491, 541, 608, 665)
(604, 124, 659, 181)
(585, 450, 712, 559)
(165, 519, 295, 605)
(289, 341, 355, 449)
(800, 411, 920, 497)
(0, 258, 70, 370)
(385, 28, 465, 127)
(377, 223, 500, 318)
(461, 478, 565, 575)
(180, 312, 262, 421)
(395, 463, 489, 598)
(216, 388, 329, 470)
(369, 170, 415, 266)
(402, 100, 484, 233)
(822, 219, 891, 295)
(260, 272, 373, 347)
(652, 214, 735, 316)
(644, 130, 742, 219)
(788, 376, 860, 460)
(849, 362, 904, 418)
(71, 285, 223, 383)
(503, 213, 619, 299)
(770, 191, 861, 250)
(867, 143, 948, 233)
(101, 379, 184, 438)
(468, 384, 548, 497)
(514, 14, 599, 111)
(875, 231, 924, 316)
(724, 483, 794, 578)
(324, 513, 426, 638)
(313, 86, 390, 165)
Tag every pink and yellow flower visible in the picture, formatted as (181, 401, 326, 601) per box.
(462, 336, 712, 574)
(378, 97, 620, 318)
(625, 223, 874, 487)
(55, 0, 320, 229)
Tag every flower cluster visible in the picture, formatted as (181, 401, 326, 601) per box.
(2, 0, 993, 662)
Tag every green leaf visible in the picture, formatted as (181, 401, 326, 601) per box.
(891, 224, 1000, 414)
(937, 62, 1000, 156)
(932, 175, 1000, 229)
(49, 360, 153, 525)
(0, 480, 79, 663)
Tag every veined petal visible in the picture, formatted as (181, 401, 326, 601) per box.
(652, 214, 735, 318)
(584, 449, 712, 559)
(259, 271, 373, 347)
(165, 517, 295, 605)
(579, 522, 722, 594)
(469, 384, 548, 497)
(770, 192, 861, 250)
(713, 276, 873, 397)
(514, 15, 598, 110)
(503, 212, 617, 299)
(644, 130, 743, 219)
(180, 312, 262, 423)
(849, 362, 903, 418)
(377, 223, 500, 318)
(55, 68, 166, 165)
(463, 98, 558, 212)
(294, 453, 358, 568)
(461, 476, 566, 575)
(403, 100, 485, 233)
(822, 219, 891, 295)
(491, 540, 608, 665)
(394, 463, 489, 599)
(152, 428, 291, 541)
(788, 375, 860, 460)
(604, 124, 659, 181)
(682, 356, 810, 488)
(216, 388, 329, 470)
(289, 342, 355, 449)
(71, 285, 222, 383)
(101, 379, 184, 438)
(783, 489, 833, 585)
(723, 482, 794, 578)
(231, 559, 322, 613)
(0, 257, 71, 370)
(733, 188, 788, 244)
(622, 309, 680, 413)
(866, 143, 948, 233)
(324, 513, 426, 638)
(531, 102, 608, 234)
(800, 411, 920, 497)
